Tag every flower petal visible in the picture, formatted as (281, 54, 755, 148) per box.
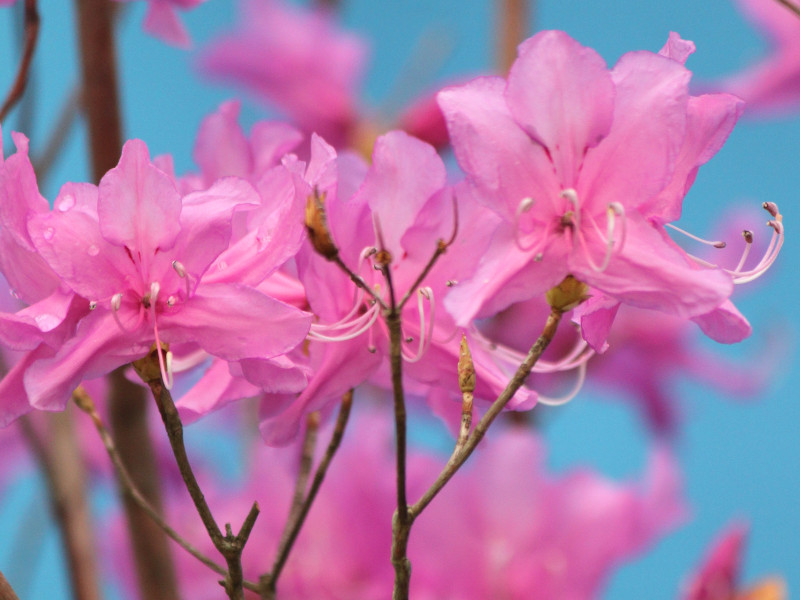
(691, 299, 752, 344)
(506, 31, 615, 188)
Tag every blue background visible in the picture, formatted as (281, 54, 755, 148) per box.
(0, 0, 797, 597)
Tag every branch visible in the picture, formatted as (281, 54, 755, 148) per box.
(774, 0, 800, 19)
(0, 569, 19, 600)
(134, 348, 260, 600)
(495, 0, 528, 74)
(72, 387, 230, 582)
(263, 391, 354, 599)
(397, 194, 459, 311)
(32, 85, 81, 184)
(20, 411, 101, 600)
(0, 0, 39, 123)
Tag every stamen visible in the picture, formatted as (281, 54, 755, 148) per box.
(513, 198, 540, 251)
(446, 280, 458, 287)
(110, 292, 144, 333)
(89, 301, 97, 311)
(666, 223, 726, 248)
(537, 362, 587, 406)
(172, 260, 191, 297)
(560, 189, 581, 230)
(734, 230, 753, 273)
(402, 287, 435, 363)
(167, 296, 176, 307)
(150, 288, 173, 390)
(308, 303, 381, 342)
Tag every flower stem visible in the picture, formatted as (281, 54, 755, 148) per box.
(262, 392, 354, 599)
(391, 307, 564, 600)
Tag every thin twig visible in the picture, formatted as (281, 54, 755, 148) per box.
(0, 0, 39, 123)
(390, 307, 564, 600)
(263, 391, 354, 600)
(775, 0, 800, 19)
(397, 195, 459, 311)
(280, 413, 320, 548)
(0, 569, 20, 600)
(20, 411, 101, 600)
(71, 387, 231, 581)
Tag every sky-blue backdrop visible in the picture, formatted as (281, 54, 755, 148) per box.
(0, 0, 797, 598)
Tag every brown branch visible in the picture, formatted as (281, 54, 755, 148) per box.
(285, 413, 320, 534)
(73, 0, 123, 182)
(0, 569, 20, 600)
(135, 349, 260, 600)
(774, 0, 800, 19)
(71, 387, 231, 582)
(107, 369, 180, 600)
(262, 391, 354, 600)
(391, 307, 564, 600)
(0, 0, 39, 124)
(20, 411, 101, 600)
(495, 0, 529, 74)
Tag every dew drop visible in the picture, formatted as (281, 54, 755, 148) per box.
(34, 313, 59, 330)
(43, 227, 54, 241)
(58, 195, 75, 212)
(87, 245, 99, 256)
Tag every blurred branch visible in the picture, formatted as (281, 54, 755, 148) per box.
(20, 410, 101, 600)
(0, 0, 39, 124)
(72, 387, 232, 582)
(774, 0, 800, 19)
(262, 392, 354, 600)
(495, 0, 529, 74)
(32, 86, 81, 184)
(0, 569, 20, 600)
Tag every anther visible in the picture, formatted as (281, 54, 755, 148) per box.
(89, 301, 97, 311)
(405, 336, 414, 343)
(150, 282, 160, 305)
(111, 293, 122, 311)
(167, 296, 176, 307)
(763, 201, 779, 218)
(446, 280, 458, 287)
(743, 230, 754, 244)
(172, 260, 187, 278)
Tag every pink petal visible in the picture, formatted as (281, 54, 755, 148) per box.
(250, 120, 303, 174)
(575, 214, 734, 319)
(506, 31, 615, 188)
(143, 1, 192, 48)
(0, 345, 55, 426)
(691, 299, 752, 344)
(0, 131, 48, 252)
(573, 295, 620, 354)
(644, 93, 744, 223)
(0, 289, 76, 351)
(238, 355, 309, 393)
(438, 76, 561, 221)
(578, 49, 690, 215)
(161, 283, 311, 361)
(193, 100, 253, 182)
(29, 183, 135, 301)
(658, 32, 696, 65)
(176, 358, 262, 424)
(98, 140, 182, 262)
(356, 131, 446, 258)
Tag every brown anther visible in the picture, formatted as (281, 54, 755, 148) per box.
(375, 249, 392, 266)
(560, 211, 575, 228)
(762, 201, 779, 218)
(743, 230, 754, 244)
(305, 189, 339, 260)
(713, 241, 727, 249)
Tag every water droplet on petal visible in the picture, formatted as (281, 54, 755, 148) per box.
(9, 289, 19, 299)
(43, 227, 54, 241)
(87, 245, 99, 256)
(58, 195, 75, 212)
(34, 313, 59, 331)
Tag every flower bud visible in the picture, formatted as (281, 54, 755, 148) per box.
(458, 334, 476, 393)
(305, 190, 339, 260)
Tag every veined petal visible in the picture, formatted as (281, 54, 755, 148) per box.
(176, 358, 263, 424)
(658, 32, 696, 65)
(160, 283, 311, 361)
(438, 76, 560, 221)
(578, 50, 690, 214)
(506, 31, 615, 188)
(643, 93, 744, 223)
(574, 215, 734, 319)
(0, 131, 48, 252)
(444, 223, 569, 324)
(356, 131, 446, 258)
(24, 310, 149, 412)
(238, 354, 310, 393)
(29, 184, 136, 301)
(691, 300, 752, 344)
(98, 140, 182, 266)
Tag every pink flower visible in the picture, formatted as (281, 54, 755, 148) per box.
(718, 0, 800, 115)
(23, 139, 311, 412)
(437, 31, 763, 335)
(113, 0, 207, 48)
(199, 0, 368, 145)
(148, 412, 684, 599)
(682, 523, 787, 600)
